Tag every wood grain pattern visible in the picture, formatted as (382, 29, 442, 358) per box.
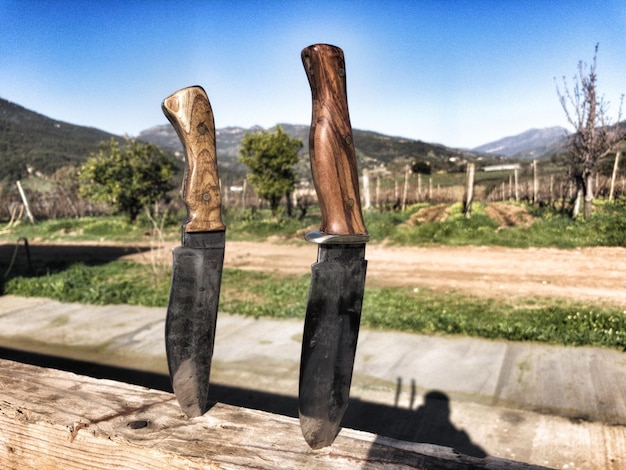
(302, 44, 367, 236)
(162, 86, 225, 233)
(0, 359, 547, 469)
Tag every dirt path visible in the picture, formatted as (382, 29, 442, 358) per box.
(126, 241, 626, 306)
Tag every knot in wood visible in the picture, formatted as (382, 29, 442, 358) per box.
(127, 420, 149, 429)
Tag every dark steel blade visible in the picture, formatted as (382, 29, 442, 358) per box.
(299, 243, 367, 449)
(165, 230, 225, 417)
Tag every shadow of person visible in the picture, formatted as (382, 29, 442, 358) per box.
(410, 390, 486, 458)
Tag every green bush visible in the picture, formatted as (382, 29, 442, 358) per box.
(364, 209, 413, 240)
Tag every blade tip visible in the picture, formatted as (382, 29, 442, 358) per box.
(176, 395, 212, 418)
(299, 414, 340, 449)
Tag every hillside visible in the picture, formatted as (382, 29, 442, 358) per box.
(0, 98, 122, 181)
(473, 126, 569, 159)
(2, 97, 570, 185)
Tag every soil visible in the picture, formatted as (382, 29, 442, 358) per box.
(484, 203, 534, 229)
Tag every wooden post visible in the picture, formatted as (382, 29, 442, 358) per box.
(514, 168, 519, 202)
(550, 175, 554, 203)
(463, 163, 475, 219)
(362, 168, 371, 211)
(417, 173, 422, 201)
(609, 151, 621, 202)
(16, 180, 35, 224)
(401, 165, 409, 211)
(428, 177, 432, 201)
(532, 160, 538, 205)
(242, 179, 247, 210)
(508, 175, 512, 201)
(375, 176, 380, 208)
(222, 181, 229, 208)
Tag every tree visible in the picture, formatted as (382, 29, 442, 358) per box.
(556, 44, 625, 219)
(78, 138, 177, 222)
(238, 126, 302, 217)
(411, 159, 432, 175)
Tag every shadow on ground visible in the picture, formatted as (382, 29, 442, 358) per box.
(0, 346, 485, 457)
(0, 242, 152, 292)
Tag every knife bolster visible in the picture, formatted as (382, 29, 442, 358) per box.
(305, 230, 369, 245)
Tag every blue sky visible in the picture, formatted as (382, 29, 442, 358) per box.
(1, 0, 624, 148)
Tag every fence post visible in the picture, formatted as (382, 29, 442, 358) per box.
(463, 163, 475, 218)
(362, 168, 371, 211)
(532, 160, 538, 205)
(417, 173, 422, 201)
(609, 151, 621, 202)
(16, 180, 35, 224)
(401, 165, 409, 211)
(242, 179, 247, 210)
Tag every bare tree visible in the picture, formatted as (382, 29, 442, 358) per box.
(556, 44, 625, 219)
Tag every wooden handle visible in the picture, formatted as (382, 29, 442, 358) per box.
(302, 44, 367, 236)
(162, 86, 225, 232)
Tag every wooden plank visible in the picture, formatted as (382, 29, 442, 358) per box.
(0, 359, 547, 469)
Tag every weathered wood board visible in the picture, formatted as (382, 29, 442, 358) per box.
(0, 358, 548, 469)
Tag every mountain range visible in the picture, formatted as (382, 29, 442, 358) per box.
(1, 96, 571, 182)
(472, 126, 570, 159)
(138, 123, 492, 178)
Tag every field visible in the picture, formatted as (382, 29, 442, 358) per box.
(1, 201, 626, 349)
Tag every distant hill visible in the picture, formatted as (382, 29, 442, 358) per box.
(3, 96, 556, 185)
(139, 122, 483, 179)
(473, 127, 569, 159)
(0, 97, 122, 181)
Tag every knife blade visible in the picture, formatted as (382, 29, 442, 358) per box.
(162, 86, 225, 418)
(298, 44, 369, 449)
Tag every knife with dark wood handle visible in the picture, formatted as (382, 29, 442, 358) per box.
(298, 44, 369, 449)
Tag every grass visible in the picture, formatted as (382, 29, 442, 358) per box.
(0, 215, 179, 243)
(4, 260, 626, 350)
(390, 200, 626, 248)
(363, 287, 626, 349)
(3, 261, 170, 307)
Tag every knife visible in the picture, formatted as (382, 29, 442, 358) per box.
(161, 86, 225, 417)
(298, 44, 369, 449)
